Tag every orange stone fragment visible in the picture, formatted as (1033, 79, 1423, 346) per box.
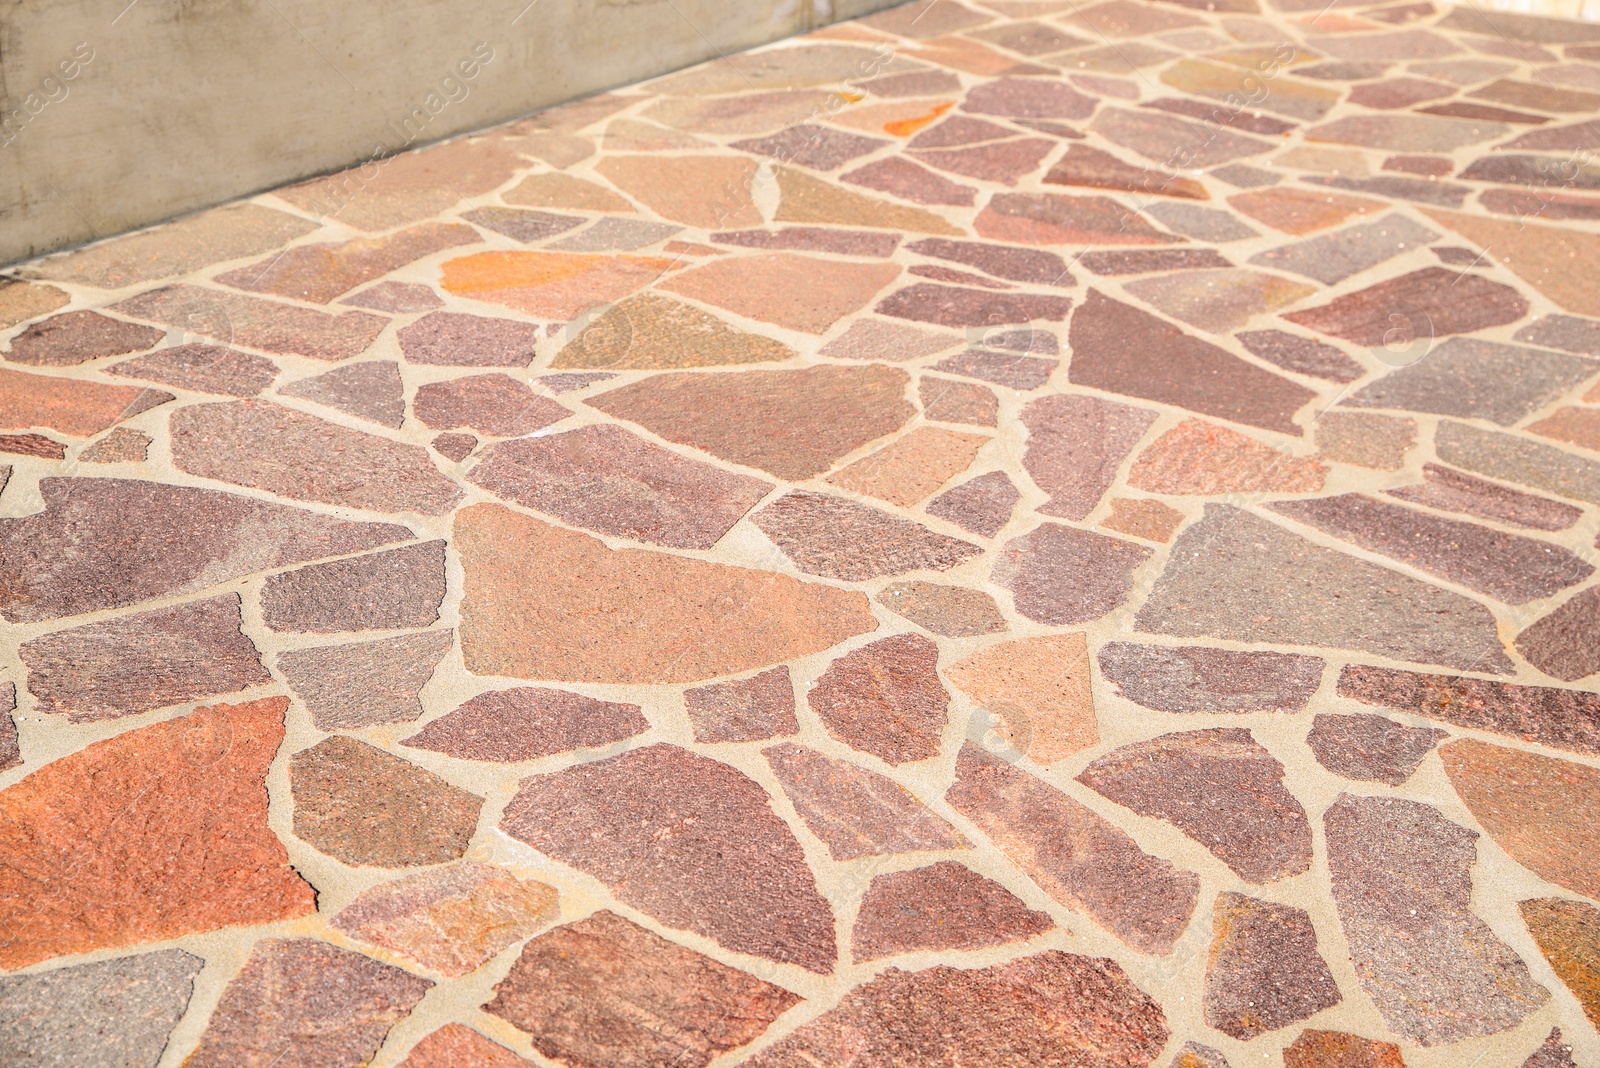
(1101, 498, 1185, 542)
(1127, 419, 1327, 495)
(659, 252, 901, 334)
(401, 1025, 529, 1067)
(945, 634, 1098, 764)
(1529, 407, 1600, 454)
(440, 251, 677, 319)
(0, 367, 171, 438)
(1228, 187, 1385, 234)
(455, 503, 875, 684)
(826, 426, 990, 505)
(0, 696, 316, 970)
(595, 156, 762, 228)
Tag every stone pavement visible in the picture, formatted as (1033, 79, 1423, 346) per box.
(3, 0, 1600, 1064)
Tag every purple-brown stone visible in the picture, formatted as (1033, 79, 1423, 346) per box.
(851, 861, 1053, 961)
(808, 634, 949, 765)
(994, 523, 1152, 626)
(1203, 892, 1341, 1039)
(753, 491, 980, 580)
(262, 541, 446, 632)
(684, 667, 797, 744)
(1022, 393, 1158, 521)
(277, 630, 452, 730)
(402, 687, 649, 762)
(1307, 714, 1446, 785)
(1097, 643, 1323, 713)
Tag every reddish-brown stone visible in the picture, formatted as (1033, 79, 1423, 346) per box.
(1081, 249, 1233, 274)
(279, 360, 404, 428)
(1128, 419, 1326, 496)
(1521, 1029, 1580, 1068)
(0, 697, 316, 970)
(1387, 465, 1581, 533)
(1345, 338, 1596, 427)
(1203, 892, 1341, 1039)
(456, 503, 874, 684)
(876, 581, 1005, 637)
(21, 593, 268, 722)
(0, 478, 409, 623)
(926, 471, 1019, 537)
(342, 281, 443, 313)
(184, 938, 433, 1068)
(825, 426, 988, 507)
(841, 156, 980, 206)
(1079, 728, 1311, 883)
(1315, 412, 1418, 471)
(0, 367, 171, 439)
(263, 540, 445, 632)
(331, 861, 558, 977)
(1284, 268, 1529, 346)
(747, 950, 1170, 1067)
(1022, 393, 1157, 521)
(1282, 1031, 1406, 1068)
(0, 278, 69, 327)
(932, 347, 1058, 389)
(291, 735, 482, 867)
(556, 293, 797, 370)
(1239, 329, 1364, 382)
(876, 282, 1074, 328)
(397, 311, 543, 367)
(399, 1025, 529, 1067)
(500, 745, 837, 972)
(588, 364, 912, 481)
(412, 373, 568, 436)
(0, 432, 64, 458)
(910, 138, 1055, 185)
(852, 860, 1053, 961)
(754, 490, 980, 580)
(1045, 143, 1209, 199)
(994, 522, 1152, 626)
(1519, 898, 1600, 1033)
(1092, 107, 1272, 168)
(906, 237, 1074, 285)
(4, 311, 165, 367)
(171, 401, 463, 515)
(1101, 497, 1184, 542)
(920, 376, 998, 426)
(1307, 714, 1446, 785)
(1097, 643, 1323, 714)
(484, 910, 799, 1068)
(111, 285, 388, 361)
(109, 343, 279, 398)
(277, 630, 450, 730)
(0, 684, 18, 773)
(402, 686, 648, 762)
(809, 634, 949, 765)
(976, 192, 1178, 245)
(948, 744, 1198, 953)
(433, 432, 477, 461)
(1070, 291, 1315, 435)
(215, 222, 479, 303)
(763, 741, 965, 860)
(1517, 587, 1600, 681)
(684, 666, 797, 744)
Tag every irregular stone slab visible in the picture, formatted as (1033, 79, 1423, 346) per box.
(1519, 898, 1600, 1031)
(1424, 209, 1600, 318)
(439, 250, 675, 319)
(1436, 421, 1600, 506)
(0, 478, 409, 623)
(809, 634, 948, 765)
(1309, 114, 1508, 150)
(216, 222, 479, 303)
(1309, 172, 1471, 207)
(591, 155, 761, 227)
(399, 1025, 528, 1067)
(1082, 249, 1234, 274)
(1170, 1043, 1234, 1068)
(920, 376, 998, 426)
(109, 343, 279, 398)
(401, 686, 648, 762)
(553, 293, 795, 370)
(841, 156, 979, 206)
(1079, 728, 1311, 883)
(185, 938, 432, 1068)
(1270, 494, 1593, 604)
(342, 281, 442, 313)
(753, 490, 980, 581)
(773, 166, 963, 234)
(332, 861, 558, 977)
(3, 311, 158, 367)
(1282, 1031, 1406, 1068)
(1324, 793, 1548, 1045)
(711, 226, 899, 257)
(1044, 143, 1208, 199)
(485, 910, 798, 1068)
(853, 860, 1052, 961)
(279, 360, 405, 427)
(264, 541, 445, 632)
(0, 697, 315, 969)
(1249, 214, 1439, 284)
(1022, 393, 1157, 521)
(504, 171, 631, 211)
(1128, 419, 1326, 495)
(661, 252, 900, 334)
(1102, 498, 1185, 542)
(471, 425, 769, 550)
(1159, 61, 1335, 120)
(1091, 107, 1273, 167)
(1147, 201, 1259, 242)
(932, 347, 1058, 389)
(0, 949, 203, 1068)
(948, 744, 1199, 954)
(0, 367, 171, 439)
(171, 401, 462, 514)
(946, 634, 1096, 764)
(461, 207, 584, 243)
(818, 318, 959, 363)
(1069, 291, 1315, 435)
(1307, 713, 1445, 786)
(111, 285, 386, 361)
(411, 373, 568, 438)
(501, 745, 836, 972)
(1388, 463, 1581, 532)
(589, 364, 911, 481)
(277, 630, 451, 730)
(906, 237, 1074, 285)
(0, 433, 63, 459)
(1228, 187, 1383, 233)
(877, 283, 1074, 328)
(976, 191, 1178, 245)
(826, 426, 988, 506)
(644, 89, 839, 136)
(22, 593, 269, 722)
(1517, 314, 1600, 355)
(1522, 1029, 1579, 1068)
(0, 278, 68, 329)
(732, 122, 888, 169)
(291, 735, 481, 867)
(1285, 268, 1528, 347)
(1440, 740, 1600, 900)
(747, 949, 1169, 1067)
(926, 471, 1019, 537)
(1203, 892, 1340, 1039)
(1316, 412, 1417, 470)
(1125, 269, 1315, 333)
(910, 138, 1055, 185)
(1530, 406, 1600, 454)
(1339, 663, 1600, 755)
(1137, 506, 1513, 672)
(764, 742, 963, 862)
(1098, 643, 1322, 714)
(1518, 587, 1600, 681)
(685, 666, 796, 744)
(994, 522, 1152, 626)
(458, 504, 873, 684)
(0, 685, 17, 773)
(1345, 338, 1595, 425)
(877, 581, 1005, 637)
(397, 311, 542, 367)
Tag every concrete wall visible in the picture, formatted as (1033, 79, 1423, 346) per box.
(0, 0, 899, 267)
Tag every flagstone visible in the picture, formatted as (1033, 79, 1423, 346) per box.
(685, 666, 797, 743)
(976, 191, 1179, 245)
(110, 342, 279, 399)
(111, 285, 387, 361)
(215, 222, 478, 303)
(946, 633, 1097, 763)
(852, 861, 1053, 960)
(774, 166, 964, 233)
(919, 376, 998, 426)
(840, 156, 980, 205)
(4, 311, 166, 367)
(1023, 393, 1157, 520)
(553, 293, 796, 369)
(396, 310, 543, 366)
(277, 630, 452, 730)
(438, 250, 675, 319)
(1091, 107, 1274, 167)
(1203, 893, 1340, 1039)
(1307, 713, 1446, 784)
(926, 470, 1020, 536)
(1435, 421, 1600, 505)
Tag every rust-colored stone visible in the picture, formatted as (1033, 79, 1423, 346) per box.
(852, 860, 1053, 961)
(808, 634, 949, 765)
